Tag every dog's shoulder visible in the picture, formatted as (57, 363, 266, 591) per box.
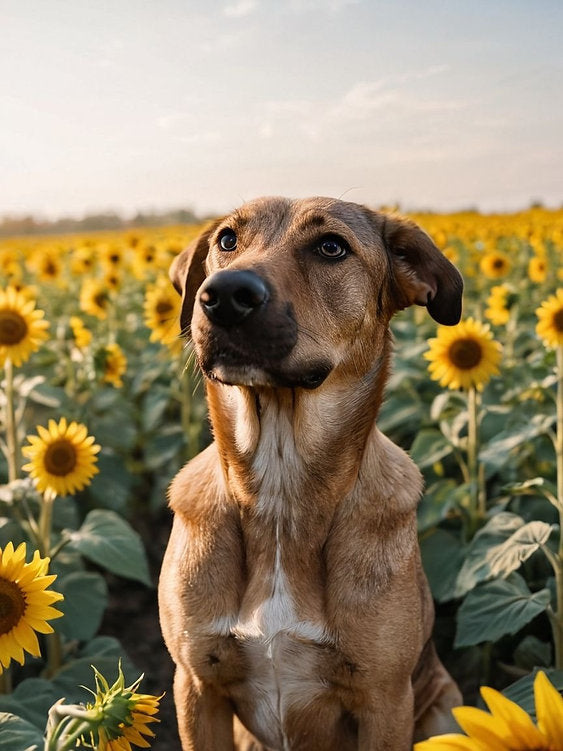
(168, 442, 230, 521)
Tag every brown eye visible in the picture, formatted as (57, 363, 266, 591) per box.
(218, 229, 237, 251)
(317, 236, 348, 260)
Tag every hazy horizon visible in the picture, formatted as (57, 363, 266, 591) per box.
(2, 0, 563, 219)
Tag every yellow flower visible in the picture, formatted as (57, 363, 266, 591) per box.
(0, 542, 63, 673)
(0, 286, 49, 367)
(70, 245, 96, 276)
(424, 317, 502, 391)
(69, 316, 92, 350)
(22, 418, 100, 496)
(484, 285, 510, 326)
(143, 277, 182, 353)
(29, 247, 63, 283)
(80, 279, 112, 320)
(103, 343, 127, 387)
(479, 251, 511, 279)
(528, 256, 548, 283)
(80, 664, 162, 750)
(414, 671, 563, 751)
(536, 289, 563, 349)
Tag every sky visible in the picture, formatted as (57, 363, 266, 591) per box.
(2, 0, 563, 218)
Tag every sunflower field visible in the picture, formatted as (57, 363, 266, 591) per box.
(0, 206, 562, 747)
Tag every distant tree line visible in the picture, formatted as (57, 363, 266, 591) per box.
(0, 207, 205, 237)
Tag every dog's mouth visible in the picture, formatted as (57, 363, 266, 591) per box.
(199, 356, 332, 391)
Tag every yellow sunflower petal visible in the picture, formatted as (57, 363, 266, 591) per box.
(534, 671, 563, 751)
(414, 734, 488, 750)
(480, 686, 547, 747)
(452, 706, 513, 750)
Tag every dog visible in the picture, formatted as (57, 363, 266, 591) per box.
(159, 196, 463, 750)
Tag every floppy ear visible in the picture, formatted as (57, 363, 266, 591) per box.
(379, 213, 463, 325)
(169, 219, 223, 334)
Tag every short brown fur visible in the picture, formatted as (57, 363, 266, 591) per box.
(159, 197, 463, 750)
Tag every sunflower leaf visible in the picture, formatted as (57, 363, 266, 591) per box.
(454, 572, 551, 648)
(453, 512, 526, 598)
(0, 712, 44, 749)
(67, 509, 151, 585)
(56, 571, 108, 641)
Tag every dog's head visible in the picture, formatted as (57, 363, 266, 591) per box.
(170, 197, 463, 389)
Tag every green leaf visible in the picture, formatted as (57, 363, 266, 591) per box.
(51, 637, 137, 702)
(454, 572, 551, 648)
(142, 385, 171, 432)
(420, 528, 465, 602)
(143, 426, 185, 470)
(453, 512, 526, 598)
(56, 571, 108, 641)
(514, 635, 552, 671)
(503, 668, 563, 717)
(0, 713, 43, 751)
(87, 452, 132, 514)
(479, 414, 556, 472)
(417, 480, 457, 533)
(68, 510, 151, 585)
(485, 521, 553, 578)
(410, 429, 453, 469)
(0, 679, 59, 730)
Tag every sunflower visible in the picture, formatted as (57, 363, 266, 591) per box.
(29, 247, 63, 284)
(0, 542, 63, 673)
(484, 285, 510, 326)
(536, 289, 563, 349)
(143, 277, 182, 352)
(69, 316, 92, 350)
(70, 245, 96, 276)
(479, 250, 511, 279)
(80, 663, 162, 751)
(414, 671, 563, 750)
(0, 286, 50, 367)
(528, 256, 548, 283)
(80, 279, 111, 320)
(102, 343, 127, 387)
(424, 317, 502, 391)
(22, 418, 100, 496)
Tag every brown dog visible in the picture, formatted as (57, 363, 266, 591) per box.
(159, 196, 463, 750)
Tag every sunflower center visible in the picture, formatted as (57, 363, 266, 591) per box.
(94, 292, 109, 309)
(448, 338, 483, 370)
(44, 439, 77, 476)
(0, 310, 28, 345)
(0, 578, 26, 634)
(156, 301, 173, 316)
(554, 309, 563, 333)
(493, 258, 506, 269)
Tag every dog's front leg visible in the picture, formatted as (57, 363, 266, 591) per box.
(174, 664, 235, 751)
(357, 683, 414, 751)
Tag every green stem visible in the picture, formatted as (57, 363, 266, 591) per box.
(466, 386, 485, 536)
(39, 490, 56, 557)
(4, 358, 21, 482)
(553, 345, 563, 669)
(0, 668, 12, 694)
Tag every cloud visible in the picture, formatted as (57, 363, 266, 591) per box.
(254, 65, 468, 144)
(222, 0, 258, 18)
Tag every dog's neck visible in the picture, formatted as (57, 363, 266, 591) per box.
(205, 352, 391, 516)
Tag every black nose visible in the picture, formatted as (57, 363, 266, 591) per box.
(199, 270, 270, 327)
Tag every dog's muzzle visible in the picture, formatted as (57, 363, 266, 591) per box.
(199, 270, 269, 327)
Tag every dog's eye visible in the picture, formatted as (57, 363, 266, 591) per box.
(218, 229, 237, 252)
(316, 236, 348, 260)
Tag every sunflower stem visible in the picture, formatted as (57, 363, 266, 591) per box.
(466, 385, 485, 535)
(4, 358, 21, 482)
(45, 631, 63, 678)
(38, 489, 56, 557)
(552, 345, 563, 669)
(0, 667, 12, 694)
